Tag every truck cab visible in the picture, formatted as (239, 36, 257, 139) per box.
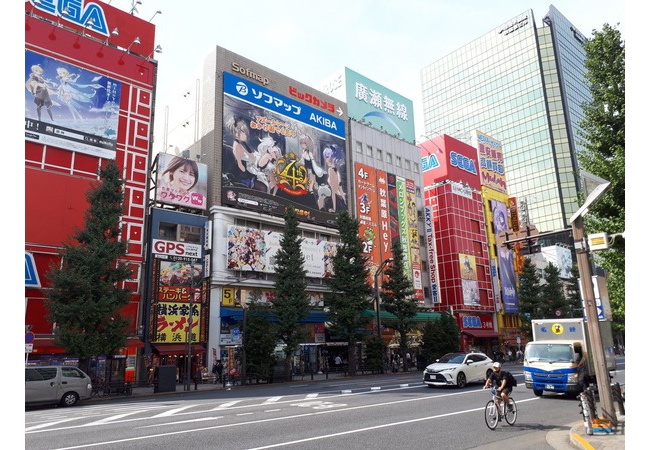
(524, 339, 587, 397)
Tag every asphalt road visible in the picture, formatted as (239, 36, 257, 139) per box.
(26, 363, 626, 450)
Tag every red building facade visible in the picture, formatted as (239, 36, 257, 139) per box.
(420, 135, 498, 353)
(24, 1, 157, 381)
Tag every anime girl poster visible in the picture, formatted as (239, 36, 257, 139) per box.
(25, 50, 122, 158)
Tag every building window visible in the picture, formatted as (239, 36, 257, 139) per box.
(355, 141, 362, 153)
(376, 148, 383, 161)
(366, 145, 373, 156)
(386, 153, 393, 164)
(395, 156, 402, 167)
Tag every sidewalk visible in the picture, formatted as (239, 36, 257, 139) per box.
(568, 397, 625, 450)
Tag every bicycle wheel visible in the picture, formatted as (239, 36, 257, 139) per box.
(102, 385, 111, 397)
(504, 398, 517, 425)
(484, 400, 499, 430)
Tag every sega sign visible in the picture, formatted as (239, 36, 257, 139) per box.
(152, 239, 202, 258)
(30, 0, 110, 36)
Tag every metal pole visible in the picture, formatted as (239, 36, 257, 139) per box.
(374, 269, 381, 342)
(572, 216, 616, 425)
(184, 258, 197, 392)
(374, 258, 393, 374)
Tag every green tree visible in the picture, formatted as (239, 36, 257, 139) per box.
(243, 293, 277, 384)
(45, 160, 132, 375)
(578, 24, 625, 338)
(323, 211, 373, 375)
(270, 206, 310, 381)
(420, 313, 459, 365)
(538, 262, 567, 318)
(564, 265, 584, 318)
(381, 240, 417, 372)
(517, 258, 543, 338)
(362, 335, 384, 374)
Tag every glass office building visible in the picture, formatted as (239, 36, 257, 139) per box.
(421, 6, 592, 233)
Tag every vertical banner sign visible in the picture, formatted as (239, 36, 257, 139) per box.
(396, 176, 412, 277)
(355, 163, 382, 284)
(376, 169, 391, 264)
(424, 206, 440, 303)
(492, 200, 519, 313)
(406, 178, 423, 302)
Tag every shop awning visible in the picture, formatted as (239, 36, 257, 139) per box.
(462, 330, 499, 338)
(220, 308, 329, 323)
(126, 338, 145, 348)
(153, 344, 205, 355)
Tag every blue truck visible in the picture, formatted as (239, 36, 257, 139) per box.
(523, 318, 616, 397)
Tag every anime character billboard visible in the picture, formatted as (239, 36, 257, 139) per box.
(221, 72, 347, 227)
(24, 50, 121, 159)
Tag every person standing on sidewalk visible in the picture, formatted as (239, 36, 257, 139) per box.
(213, 360, 223, 384)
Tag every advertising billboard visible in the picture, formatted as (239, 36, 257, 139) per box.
(492, 199, 519, 313)
(226, 225, 338, 278)
(221, 72, 347, 226)
(473, 130, 506, 193)
(25, 50, 121, 159)
(156, 153, 208, 210)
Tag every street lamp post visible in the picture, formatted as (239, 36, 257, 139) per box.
(374, 258, 393, 370)
(184, 258, 200, 392)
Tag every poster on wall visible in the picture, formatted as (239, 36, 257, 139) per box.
(492, 200, 519, 313)
(151, 301, 201, 344)
(156, 153, 208, 210)
(24, 50, 121, 159)
(221, 72, 347, 227)
(226, 225, 333, 277)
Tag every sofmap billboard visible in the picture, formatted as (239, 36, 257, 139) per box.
(25, 50, 121, 159)
(221, 72, 347, 226)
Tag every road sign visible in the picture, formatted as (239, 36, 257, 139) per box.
(25, 332, 35, 344)
(25, 344, 33, 353)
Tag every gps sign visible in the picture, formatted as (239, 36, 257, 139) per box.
(152, 239, 202, 258)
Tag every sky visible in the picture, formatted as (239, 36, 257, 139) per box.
(100, 0, 627, 147)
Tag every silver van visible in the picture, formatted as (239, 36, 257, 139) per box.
(25, 365, 92, 407)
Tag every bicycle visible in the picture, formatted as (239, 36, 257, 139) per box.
(484, 386, 517, 430)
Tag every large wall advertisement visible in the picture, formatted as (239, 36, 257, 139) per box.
(150, 245, 208, 345)
(221, 72, 347, 227)
(156, 153, 208, 210)
(355, 164, 423, 303)
(226, 225, 338, 278)
(472, 130, 506, 193)
(25, 50, 122, 159)
(492, 200, 519, 313)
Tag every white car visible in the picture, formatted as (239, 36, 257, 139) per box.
(422, 352, 494, 388)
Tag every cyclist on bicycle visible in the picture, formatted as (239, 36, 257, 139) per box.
(483, 362, 514, 411)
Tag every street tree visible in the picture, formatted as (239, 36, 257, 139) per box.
(517, 257, 543, 338)
(270, 206, 310, 381)
(420, 312, 459, 365)
(243, 293, 277, 383)
(538, 262, 567, 318)
(45, 160, 132, 376)
(578, 23, 625, 338)
(380, 240, 417, 372)
(565, 265, 584, 318)
(323, 210, 373, 375)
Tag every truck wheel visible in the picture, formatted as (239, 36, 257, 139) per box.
(533, 389, 544, 397)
